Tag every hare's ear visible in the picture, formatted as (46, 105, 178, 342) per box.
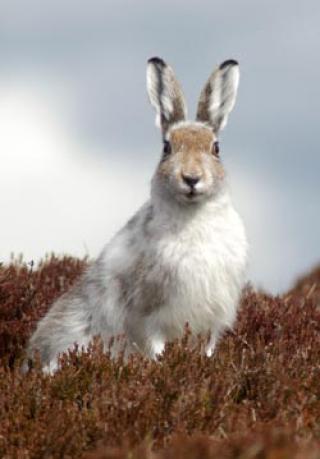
(196, 60, 239, 134)
(147, 57, 187, 136)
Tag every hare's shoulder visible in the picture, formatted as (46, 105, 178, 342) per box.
(99, 201, 153, 269)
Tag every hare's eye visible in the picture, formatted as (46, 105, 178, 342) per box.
(212, 141, 220, 157)
(163, 140, 172, 156)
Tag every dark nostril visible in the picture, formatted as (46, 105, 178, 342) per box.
(182, 174, 200, 187)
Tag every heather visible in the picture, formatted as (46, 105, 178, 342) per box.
(0, 256, 320, 458)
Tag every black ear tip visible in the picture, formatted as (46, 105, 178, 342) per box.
(148, 56, 166, 67)
(219, 59, 239, 70)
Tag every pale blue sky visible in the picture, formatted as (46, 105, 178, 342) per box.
(1, 0, 319, 293)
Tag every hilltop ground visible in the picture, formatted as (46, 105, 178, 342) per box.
(0, 256, 320, 458)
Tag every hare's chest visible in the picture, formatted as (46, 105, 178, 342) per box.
(153, 232, 231, 296)
(155, 217, 243, 275)
(153, 225, 239, 291)
(144, 246, 226, 338)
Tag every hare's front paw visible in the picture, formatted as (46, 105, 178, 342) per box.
(150, 338, 165, 359)
(205, 334, 217, 358)
(42, 358, 59, 375)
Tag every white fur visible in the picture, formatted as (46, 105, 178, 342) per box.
(26, 58, 248, 372)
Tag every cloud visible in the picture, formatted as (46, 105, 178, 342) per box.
(1, 0, 320, 294)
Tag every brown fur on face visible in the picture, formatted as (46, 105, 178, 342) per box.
(170, 125, 215, 153)
(155, 123, 225, 204)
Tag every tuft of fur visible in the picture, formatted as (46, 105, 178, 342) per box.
(26, 57, 248, 372)
(147, 57, 187, 135)
(196, 59, 239, 133)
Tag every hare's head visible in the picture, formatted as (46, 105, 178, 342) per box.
(147, 57, 239, 205)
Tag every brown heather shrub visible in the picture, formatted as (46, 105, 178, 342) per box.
(0, 255, 86, 365)
(0, 256, 320, 458)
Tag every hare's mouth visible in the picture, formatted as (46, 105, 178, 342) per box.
(186, 187, 204, 197)
(183, 189, 204, 202)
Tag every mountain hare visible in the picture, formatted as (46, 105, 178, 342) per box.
(26, 57, 248, 373)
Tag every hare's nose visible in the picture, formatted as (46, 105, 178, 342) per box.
(182, 174, 201, 188)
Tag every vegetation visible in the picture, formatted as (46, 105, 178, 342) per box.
(1, 256, 320, 458)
